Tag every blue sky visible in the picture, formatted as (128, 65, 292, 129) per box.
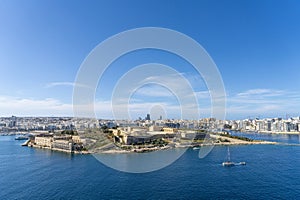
(0, 0, 300, 119)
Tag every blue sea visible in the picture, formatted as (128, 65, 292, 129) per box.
(1, 133, 300, 199)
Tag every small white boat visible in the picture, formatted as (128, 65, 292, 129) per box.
(237, 162, 246, 165)
(222, 161, 235, 167)
(222, 146, 246, 167)
(193, 147, 200, 150)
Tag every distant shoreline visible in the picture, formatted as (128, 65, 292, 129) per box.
(2, 130, 300, 137)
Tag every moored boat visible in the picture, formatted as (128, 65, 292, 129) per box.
(15, 135, 29, 140)
(222, 146, 246, 167)
(222, 161, 235, 167)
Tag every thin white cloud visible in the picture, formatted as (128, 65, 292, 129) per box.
(226, 88, 300, 118)
(0, 96, 73, 117)
(1, 87, 298, 119)
(45, 82, 90, 89)
(0, 95, 201, 119)
(237, 89, 285, 97)
(230, 89, 300, 104)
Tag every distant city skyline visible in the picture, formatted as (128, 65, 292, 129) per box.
(0, 1, 300, 119)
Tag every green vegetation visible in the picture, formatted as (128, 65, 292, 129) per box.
(121, 145, 133, 150)
(192, 139, 205, 143)
(61, 130, 78, 135)
(218, 138, 230, 142)
(196, 130, 207, 133)
(101, 126, 113, 133)
(151, 138, 168, 146)
(81, 147, 88, 151)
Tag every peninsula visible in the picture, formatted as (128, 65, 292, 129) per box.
(23, 125, 276, 154)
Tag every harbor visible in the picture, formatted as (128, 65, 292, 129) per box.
(3, 134, 299, 199)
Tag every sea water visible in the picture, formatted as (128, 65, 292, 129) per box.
(1, 133, 300, 199)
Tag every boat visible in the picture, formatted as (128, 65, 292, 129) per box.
(15, 135, 29, 140)
(222, 161, 235, 167)
(237, 162, 246, 165)
(222, 146, 235, 166)
(222, 146, 246, 167)
(193, 147, 200, 150)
